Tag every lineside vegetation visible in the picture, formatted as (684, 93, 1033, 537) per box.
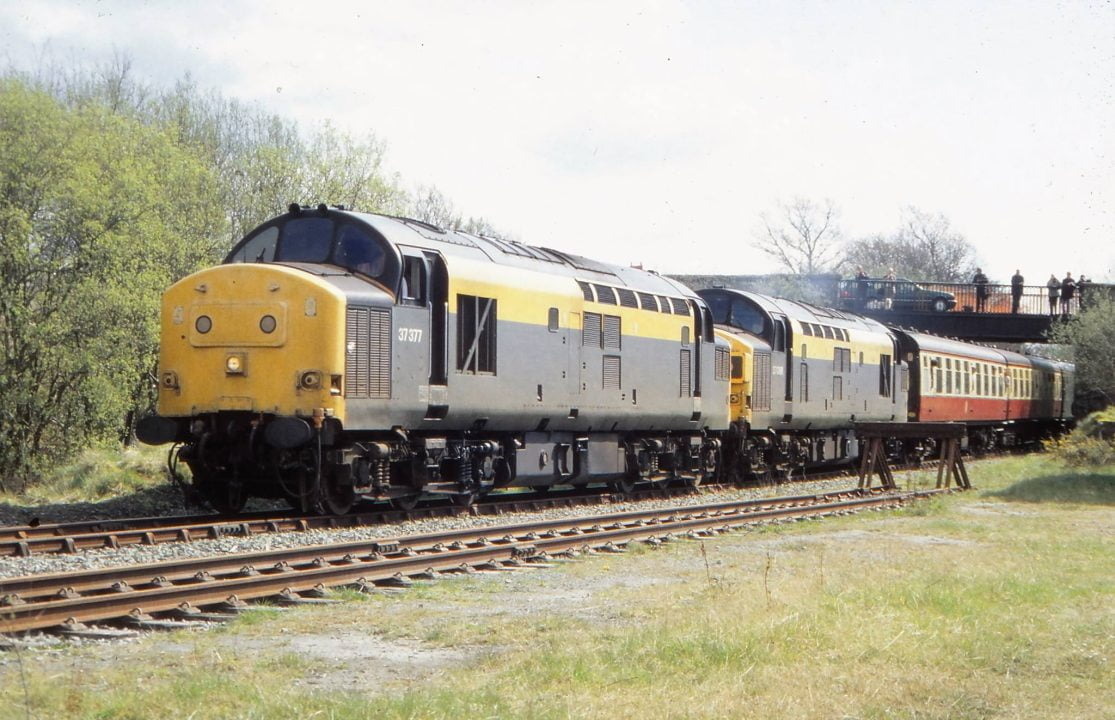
(0, 60, 498, 491)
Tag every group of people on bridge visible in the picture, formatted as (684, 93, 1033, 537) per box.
(974, 269, 1092, 316)
(849, 267, 1096, 317)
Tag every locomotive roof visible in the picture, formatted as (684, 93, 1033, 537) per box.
(706, 288, 894, 335)
(339, 210, 698, 299)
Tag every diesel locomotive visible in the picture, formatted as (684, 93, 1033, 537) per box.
(138, 204, 729, 513)
(137, 204, 1074, 513)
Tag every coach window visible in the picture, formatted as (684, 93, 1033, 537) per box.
(964, 361, 970, 394)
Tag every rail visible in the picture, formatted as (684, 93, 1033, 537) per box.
(0, 487, 953, 634)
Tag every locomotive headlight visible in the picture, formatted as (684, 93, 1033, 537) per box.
(259, 314, 277, 334)
(195, 315, 212, 334)
(300, 370, 322, 389)
(225, 353, 245, 374)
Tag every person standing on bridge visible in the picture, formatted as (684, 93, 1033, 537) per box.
(883, 268, 896, 310)
(1011, 269, 1024, 313)
(1047, 274, 1060, 316)
(972, 267, 989, 313)
(1060, 272, 1076, 316)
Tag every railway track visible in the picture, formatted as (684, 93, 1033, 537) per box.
(0, 486, 952, 635)
(0, 484, 707, 558)
(0, 454, 955, 558)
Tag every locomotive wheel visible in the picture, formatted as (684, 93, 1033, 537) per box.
(319, 474, 355, 515)
(390, 493, 422, 511)
(195, 477, 247, 514)
(608, 477, 636, 494)
(451, 490, 477, 508)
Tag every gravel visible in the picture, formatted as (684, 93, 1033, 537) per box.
(0, 475, 870, 580)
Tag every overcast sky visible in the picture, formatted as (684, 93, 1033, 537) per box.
(3, 0, 1112, 282)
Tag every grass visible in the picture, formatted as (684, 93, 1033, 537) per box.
(0, 443, 171, 505)
(2, 453, 1113, 719)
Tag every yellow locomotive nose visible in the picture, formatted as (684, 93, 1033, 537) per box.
(157, 263, 347, 422)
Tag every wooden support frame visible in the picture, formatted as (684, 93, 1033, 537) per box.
(854, 422, 970, 491)
(935, 438, 970, 489)
(857, 437, 895, 490)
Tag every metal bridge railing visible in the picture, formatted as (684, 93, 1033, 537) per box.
(834, 279, 1110, 317)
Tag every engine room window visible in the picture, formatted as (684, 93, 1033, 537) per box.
(457, 294, 497, 374)
(548, 307, 559, 332)
(277, 217, 333, 262)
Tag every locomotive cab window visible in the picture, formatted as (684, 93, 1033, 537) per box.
(229, 226, 278, 263)
(276, 217, 333, 262)
(399, 255, 427, 305)
(225, 215, 401, 290)
(336, 225, 387, 278)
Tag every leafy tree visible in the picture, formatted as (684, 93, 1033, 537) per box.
(1048, 292, 1115, 406)
(409, 185, 504, 237)
(0, 79, 223, 490)
(843, 207, 978, 282)
(752, 198, 844, 275)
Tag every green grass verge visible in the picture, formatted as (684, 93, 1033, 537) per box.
(0, 443, 171, 506)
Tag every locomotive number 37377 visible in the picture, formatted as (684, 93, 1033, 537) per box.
(398, 327, 423, 343)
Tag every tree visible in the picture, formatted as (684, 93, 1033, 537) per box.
(1048, 292, 1115, 406)
(0, 79, 223, 490)
(752, 198, 844, 275)
(408, 185, 505, 237)
(843, 207, 978, 282)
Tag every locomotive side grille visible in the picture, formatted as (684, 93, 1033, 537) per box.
(603, 315, 621, 349)
(603, 355, 621, 389)
(753, 351, 772, 411)
(345, 306, 391, 399)
(583, 312, 602, 347)
(680, 349, 692, 397)
(715, 346, 730, 381)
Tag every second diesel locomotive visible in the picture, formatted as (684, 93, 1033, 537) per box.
(138, 205, 1074, 513)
